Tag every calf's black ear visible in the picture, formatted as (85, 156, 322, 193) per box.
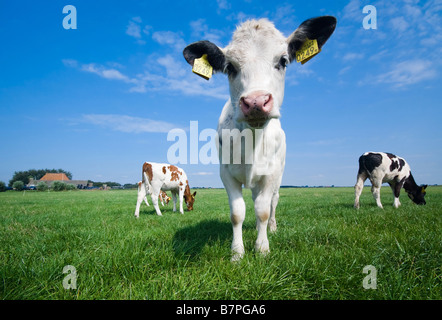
(183, 40, 226, 72)
(287, 16, 337, 62)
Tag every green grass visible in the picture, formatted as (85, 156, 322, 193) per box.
(0, 186, 440, 300)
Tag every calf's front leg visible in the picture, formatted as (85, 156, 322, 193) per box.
(222, 169, 246, 261)
(252, 188, 273, 255)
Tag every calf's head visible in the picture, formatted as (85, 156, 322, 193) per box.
(183, 16, 336, 128)
(408, 185, 427, 205)
(184, 190, 197, 211)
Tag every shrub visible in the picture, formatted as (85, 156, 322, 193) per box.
(37, 181, 48, 192)
(66, 184, 76, 191)
(12, 181, 24, 191)
(52, 181, 66, 191)
(0, 181, 6, 192)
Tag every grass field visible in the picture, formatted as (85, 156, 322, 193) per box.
(0, 186, 440, 300)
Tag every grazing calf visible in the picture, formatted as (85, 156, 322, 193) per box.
(183, 17, 336, 260)
(134, 163, 196, 217)
(137, 181, 171, 207)
(354, 152, 427, 209)
(160, 190, 172, 205)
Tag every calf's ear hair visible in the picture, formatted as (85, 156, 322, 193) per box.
(183, 40, 226, 72)
(287, 16, 337, 62)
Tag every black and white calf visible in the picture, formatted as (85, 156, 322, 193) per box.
(354, 152, 427, 209)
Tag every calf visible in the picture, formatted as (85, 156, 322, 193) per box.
(137, 181, 171, 207)
(160, 190, 172, 205)
(354, 152, 427, 209)
(183, 17, 336, 260)
(134, 163, 196, 217)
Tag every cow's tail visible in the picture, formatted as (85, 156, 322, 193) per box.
(142, 171, 152, 194)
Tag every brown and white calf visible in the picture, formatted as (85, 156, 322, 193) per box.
(184, 17, 336, 260)
(137, 181, 171, 207)
(134, 163, 196, 217)
(354, 152, 427, 209)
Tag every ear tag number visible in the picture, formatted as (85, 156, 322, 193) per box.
(192, 54, 213, 80)
(296, 38, 321, 64)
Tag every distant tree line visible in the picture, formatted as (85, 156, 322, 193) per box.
(8, 169, 73, 187)
(87, 180, 121, 188)
(1, 169, 138, 192)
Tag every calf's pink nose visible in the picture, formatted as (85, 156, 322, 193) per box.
(240, 92, 273, 116)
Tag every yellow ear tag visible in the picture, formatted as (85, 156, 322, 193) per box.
(295, 38, 321, 64)
(192, 54, 213, 80)
(422, 187, 426, 193)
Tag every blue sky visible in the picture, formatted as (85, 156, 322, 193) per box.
(1, 0, 441, 188)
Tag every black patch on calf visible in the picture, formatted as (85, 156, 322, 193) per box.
(358, 152, 382, 174)
(388, 153, 405, 172)
(390, 160, 399, 171)
(183, 40, 226, 72)
(399, 159, 405, 171)
(393, 177, 406, 198)
(288, 16, 337, 62)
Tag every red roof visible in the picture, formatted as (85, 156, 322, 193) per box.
(40, 173, 70, 181)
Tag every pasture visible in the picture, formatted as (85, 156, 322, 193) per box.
(0, 186, 440, 300)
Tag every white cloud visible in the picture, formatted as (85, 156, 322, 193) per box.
(342, 52, 364, 61)
(390, 17, 409, 33)
(125, 17, 151, 44)
(61, 59, 78, 68)
(152, 31, 186, 52)
(126, 20, 141, 38)
(63, 56, 229, 100)
(81, 114, 177, 133)
(191, 172, 214, 176)
(271, 3, 296, 28)
(337, 0, 442, 89)
(131, 16, 142, 24)
(80, 63, 130, 81)
(156, 54, 186, 78)
(143, 25, 152, 36)
(63, 59, 143, 90)
(375, 59, 437, 88)
(216, 0, 230, 11)
(342, 0, 362, 22)
(190, 19, 225, 44)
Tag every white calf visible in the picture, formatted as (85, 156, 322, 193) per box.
(184, 17, 336, 260)
(134, 162, 196, 217)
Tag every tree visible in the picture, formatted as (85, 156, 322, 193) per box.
(37, 182, 48, 192)
(12, 181, 24, 191)
(52, 181, 66, 191)
(88, 180, 121, 188)
(0, 181, 6, 192)
(9, 168, 73, 187)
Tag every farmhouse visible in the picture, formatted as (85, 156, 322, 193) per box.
(28, 173, 89, 188)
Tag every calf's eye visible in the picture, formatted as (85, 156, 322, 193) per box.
(276, 56, 288, 70)
(225, 62, 237, 77)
